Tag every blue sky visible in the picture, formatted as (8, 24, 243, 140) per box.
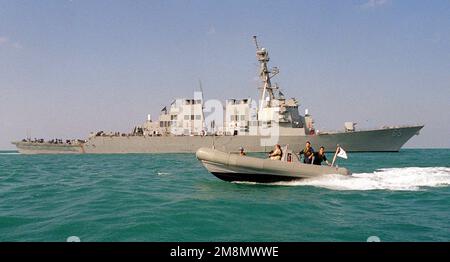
(0, 0, 449, 149)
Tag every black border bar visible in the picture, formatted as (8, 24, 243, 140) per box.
(0, 242, 449, 260)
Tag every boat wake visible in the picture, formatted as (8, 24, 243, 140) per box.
(233, 167, 450, 191)
(273, 167, 450, 191)
(0, 152, 20, 155)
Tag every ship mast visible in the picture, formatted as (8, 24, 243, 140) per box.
(198, 79, 207, 133)
(253, 36, 279, 111)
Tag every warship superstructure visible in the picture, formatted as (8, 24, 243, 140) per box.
(12, 37, 423, 154)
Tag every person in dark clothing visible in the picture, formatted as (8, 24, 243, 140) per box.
(312, 146, 330, 166)
(299, 141, 315, 164)
(239, 147, 246, 156)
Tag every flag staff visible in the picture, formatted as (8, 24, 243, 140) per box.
(331, 144, 340, 167)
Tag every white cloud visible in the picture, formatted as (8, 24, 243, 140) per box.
(361, 0, 389, 9)
(0, 36, 9, 45)
(0, 36, 22, 49)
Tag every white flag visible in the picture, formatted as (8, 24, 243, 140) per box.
(337, 147, 348, 159)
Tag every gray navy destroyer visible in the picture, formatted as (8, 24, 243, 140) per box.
(13, 36, 424, 154)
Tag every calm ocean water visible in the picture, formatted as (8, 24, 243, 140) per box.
(0, 149, 449, 242)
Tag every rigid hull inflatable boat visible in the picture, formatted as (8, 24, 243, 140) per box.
(196, 147, 351, 183)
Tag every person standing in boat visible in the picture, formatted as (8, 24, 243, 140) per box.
(312, 146, 331, 166)
(299, 141, 314, 164)
(239, 147, 246, 156)
(269, 144, 283, 160)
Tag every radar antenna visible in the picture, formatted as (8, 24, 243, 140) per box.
(252, 35, 260, 50)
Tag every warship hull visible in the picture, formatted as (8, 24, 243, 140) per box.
(13, 125, 423, 154)
(11, 142, 84, 154)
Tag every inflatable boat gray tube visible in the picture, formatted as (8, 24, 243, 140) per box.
(196, 147, 351, 183)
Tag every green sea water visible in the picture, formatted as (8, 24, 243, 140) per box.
(0, 149, 449, 242)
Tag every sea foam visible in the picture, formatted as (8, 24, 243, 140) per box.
(274, 167, 450, 191)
